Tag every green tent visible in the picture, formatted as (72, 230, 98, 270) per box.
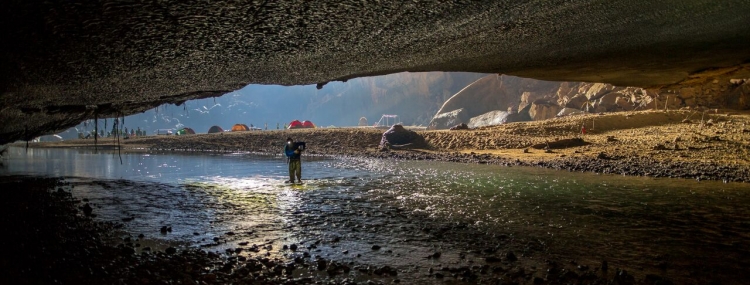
(176, 127, 196, 135)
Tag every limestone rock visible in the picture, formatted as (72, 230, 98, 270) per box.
(429, 75, 559, 129)
(449, 123, 470, 130)
(584, 83, 617, 100)
(557, 108, 585, 117)
(428, 108, 468, 130)
(468, 111, 511, 128)
(529, 100, 562, 121)
(565, 94, 591, 109)
(596, 93, 621, 112)
(380, 125, 425, 148)
(615, 96, 635, 111)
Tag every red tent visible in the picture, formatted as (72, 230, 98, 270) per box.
(207, 125, 224, 133)
(301, 120, 316, 128)
(288, 120, 303, 129)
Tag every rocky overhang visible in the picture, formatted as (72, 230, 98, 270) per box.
(2, 0, 750, 144)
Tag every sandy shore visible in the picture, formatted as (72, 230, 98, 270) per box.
(29, 110, 750, 183)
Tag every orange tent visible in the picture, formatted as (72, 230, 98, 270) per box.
(207, 125, 224, 133)
(301, 120, 316, 128)
(231, 124, 250, 131)
(288, 120, 303, 129)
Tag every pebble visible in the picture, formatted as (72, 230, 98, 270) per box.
(505, 251, 517, 262)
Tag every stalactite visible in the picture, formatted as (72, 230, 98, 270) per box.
(94, 112, 98, 152)
(117, 113, 123, 164)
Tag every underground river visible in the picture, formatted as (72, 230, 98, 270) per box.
(1, 146, 748, 284)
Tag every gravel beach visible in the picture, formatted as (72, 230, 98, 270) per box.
(31, 110, 750, 183)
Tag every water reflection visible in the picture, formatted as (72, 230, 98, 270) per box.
(2, 147, 749, 283)
(355, 159, 750, 282)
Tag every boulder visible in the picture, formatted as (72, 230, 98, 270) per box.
(519, 92, 532, 110)
(468, 109, 532, 128)
(556, 107, 585, 117)
(583, 83, 616, 100)
(596, 92, 621, 111)
(428, 108, 468, 130)
(615, 96, 634, 111)
(468, 110, 511, 128)
(564, 94, 590, 109)
(429, 74, 560, 129)
(449, 123, 470, 130)
(730, 78, 748, 85)
(529, 100, 562, 121)
(380, 125, 426, 149)
(725, 81, 750, 109)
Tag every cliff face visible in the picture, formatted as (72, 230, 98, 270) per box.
(429, 67, 750, 129)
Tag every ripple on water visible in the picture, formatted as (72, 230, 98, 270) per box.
(3, 148, 750, 283)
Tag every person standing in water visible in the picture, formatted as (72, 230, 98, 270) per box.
(284, 137, 304, 183)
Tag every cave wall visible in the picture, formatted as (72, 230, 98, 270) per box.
(2, 1, 750, 143)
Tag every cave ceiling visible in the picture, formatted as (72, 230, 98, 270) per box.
(1, 0, 750, 144)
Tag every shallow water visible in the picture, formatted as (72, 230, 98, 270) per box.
(2, 146, 749, 284)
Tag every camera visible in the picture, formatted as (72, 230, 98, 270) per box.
(294, 142, 306, 151)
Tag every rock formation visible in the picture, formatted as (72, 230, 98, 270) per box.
(429, 72, 750, 129)
(449, 123, 470, 131)
(380, 125, 426, 149)
(1, 1, 750, 143)
(528, 100, 562, 121)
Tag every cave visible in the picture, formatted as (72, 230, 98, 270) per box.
(2, 0, 750, 144)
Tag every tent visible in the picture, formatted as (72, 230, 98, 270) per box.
(207, 125, 224, 134)
(231, 124, 250, 131)
(301, 120, 316, 128)
(288, 120, 303, 129)
(176, 127, 195, 135)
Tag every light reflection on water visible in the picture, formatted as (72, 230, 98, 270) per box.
(0, 147, 362, 251)
(2, 147, 749, 282)
(353, 158, 750, 281)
